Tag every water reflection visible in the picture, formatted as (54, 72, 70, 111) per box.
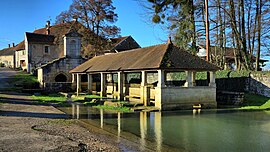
(154, 112, 162, 152)
(193, 108, 201, 117)
(65, 104, 270, 152)
(139, 112, 147, 151)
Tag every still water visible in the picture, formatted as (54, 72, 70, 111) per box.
(60, 105, 270, 152)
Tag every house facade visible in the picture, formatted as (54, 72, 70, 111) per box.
(197, 45, 268, 70)
(14, 41, 27, 70)
(0, 44, 16, 68)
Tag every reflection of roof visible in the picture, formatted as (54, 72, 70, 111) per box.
(70, 43, 220, 73)
(26, 32, 55, 44)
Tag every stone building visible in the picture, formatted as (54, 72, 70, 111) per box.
(37, 31, 85, 91)
(70, 41, 220, 110)
(0, 44, 16, 68)
(14, 41, 27, 70)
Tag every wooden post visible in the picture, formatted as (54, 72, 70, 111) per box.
(209, 71, 216, 87)
(192, 72, 196, 87)
(184, 71, 193, 87)
(100, 73, 107, 97)
(76, 74, 81, 96)
(87, 74, 92, 94)
(141, 71, 147, 104)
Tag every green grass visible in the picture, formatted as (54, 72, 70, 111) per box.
(9, 72, 39, 89)
(239, 93, 270, 110)
(32, 94, 67, 103)
(94, 105, 132, 112)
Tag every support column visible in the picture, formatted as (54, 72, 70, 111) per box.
(184, 71, 193, 87)
(157, 70, 165, 88)
(100, 73, 107, 97)
(140, 71, 146, 104)
(192, 71, 196, 87)
(71, 74, 76, 90)
(72, 74, 75, 83)
(209, 71, 216, 87)
(140, 71, 150, 106)
(155, 70, 165, 109)
(87, 74, 93, 94)
(118, 71, 124, 101)
(76, 73, 81, 96)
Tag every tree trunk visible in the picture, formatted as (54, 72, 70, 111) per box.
(256, 0, 262, 71)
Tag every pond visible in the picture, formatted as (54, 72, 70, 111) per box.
(59, 105, 270, 152)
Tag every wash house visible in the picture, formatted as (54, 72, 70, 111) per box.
(70, 42, 220, 110)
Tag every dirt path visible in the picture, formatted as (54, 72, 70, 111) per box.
(0, 67, 19, 90)
(0, 68, 144, 152)
(0, 94, 143, 152)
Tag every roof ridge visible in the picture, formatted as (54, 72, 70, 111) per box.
(103, 43, 168, 56)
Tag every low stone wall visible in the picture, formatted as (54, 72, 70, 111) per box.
(155, 87, 217, 110)
(44, 82, 72, 93)
(217, 91, 245, 106)
(249, 73, 270, 98)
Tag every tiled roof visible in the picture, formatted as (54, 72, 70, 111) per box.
(25, 32, 55, 44)
(0, 47, 15, 56)
(70, 43, 220, 73)
(33, 21, 81, 35)
(109, 36, 141, 52)
(110, 36, 129, 47)
(15, 41, 25, 51)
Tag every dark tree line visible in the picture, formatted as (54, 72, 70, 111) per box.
(145, 0, 270, 70)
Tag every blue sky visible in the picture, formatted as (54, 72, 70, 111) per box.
(0, 0, 167, 50)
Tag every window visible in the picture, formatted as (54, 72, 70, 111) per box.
(22, 50, 25, 55)
(44, 46, 50, 54)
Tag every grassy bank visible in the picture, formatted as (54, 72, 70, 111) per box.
(239, 93, 270, 110)
(94, 105, 132, 112)
(31, 94, 67, 103)
(8, 72, 39, 89)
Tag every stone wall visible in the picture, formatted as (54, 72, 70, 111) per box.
(155, 86, 217, 110)
(44, 82, 72, 93)
(249, 73, 270, 97)
(42, 58, 85, 83)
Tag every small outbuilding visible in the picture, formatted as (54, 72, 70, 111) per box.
(70, 42, 220, 110)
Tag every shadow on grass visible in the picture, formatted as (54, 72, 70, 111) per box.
(243, 93, 270, 106)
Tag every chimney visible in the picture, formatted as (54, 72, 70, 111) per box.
(46, 20, 50, 27)
(12, 43, 15, 47)
(8, 44, 10, 48)
(167, 36, 172, 44)
(46, 20, 50, 35)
